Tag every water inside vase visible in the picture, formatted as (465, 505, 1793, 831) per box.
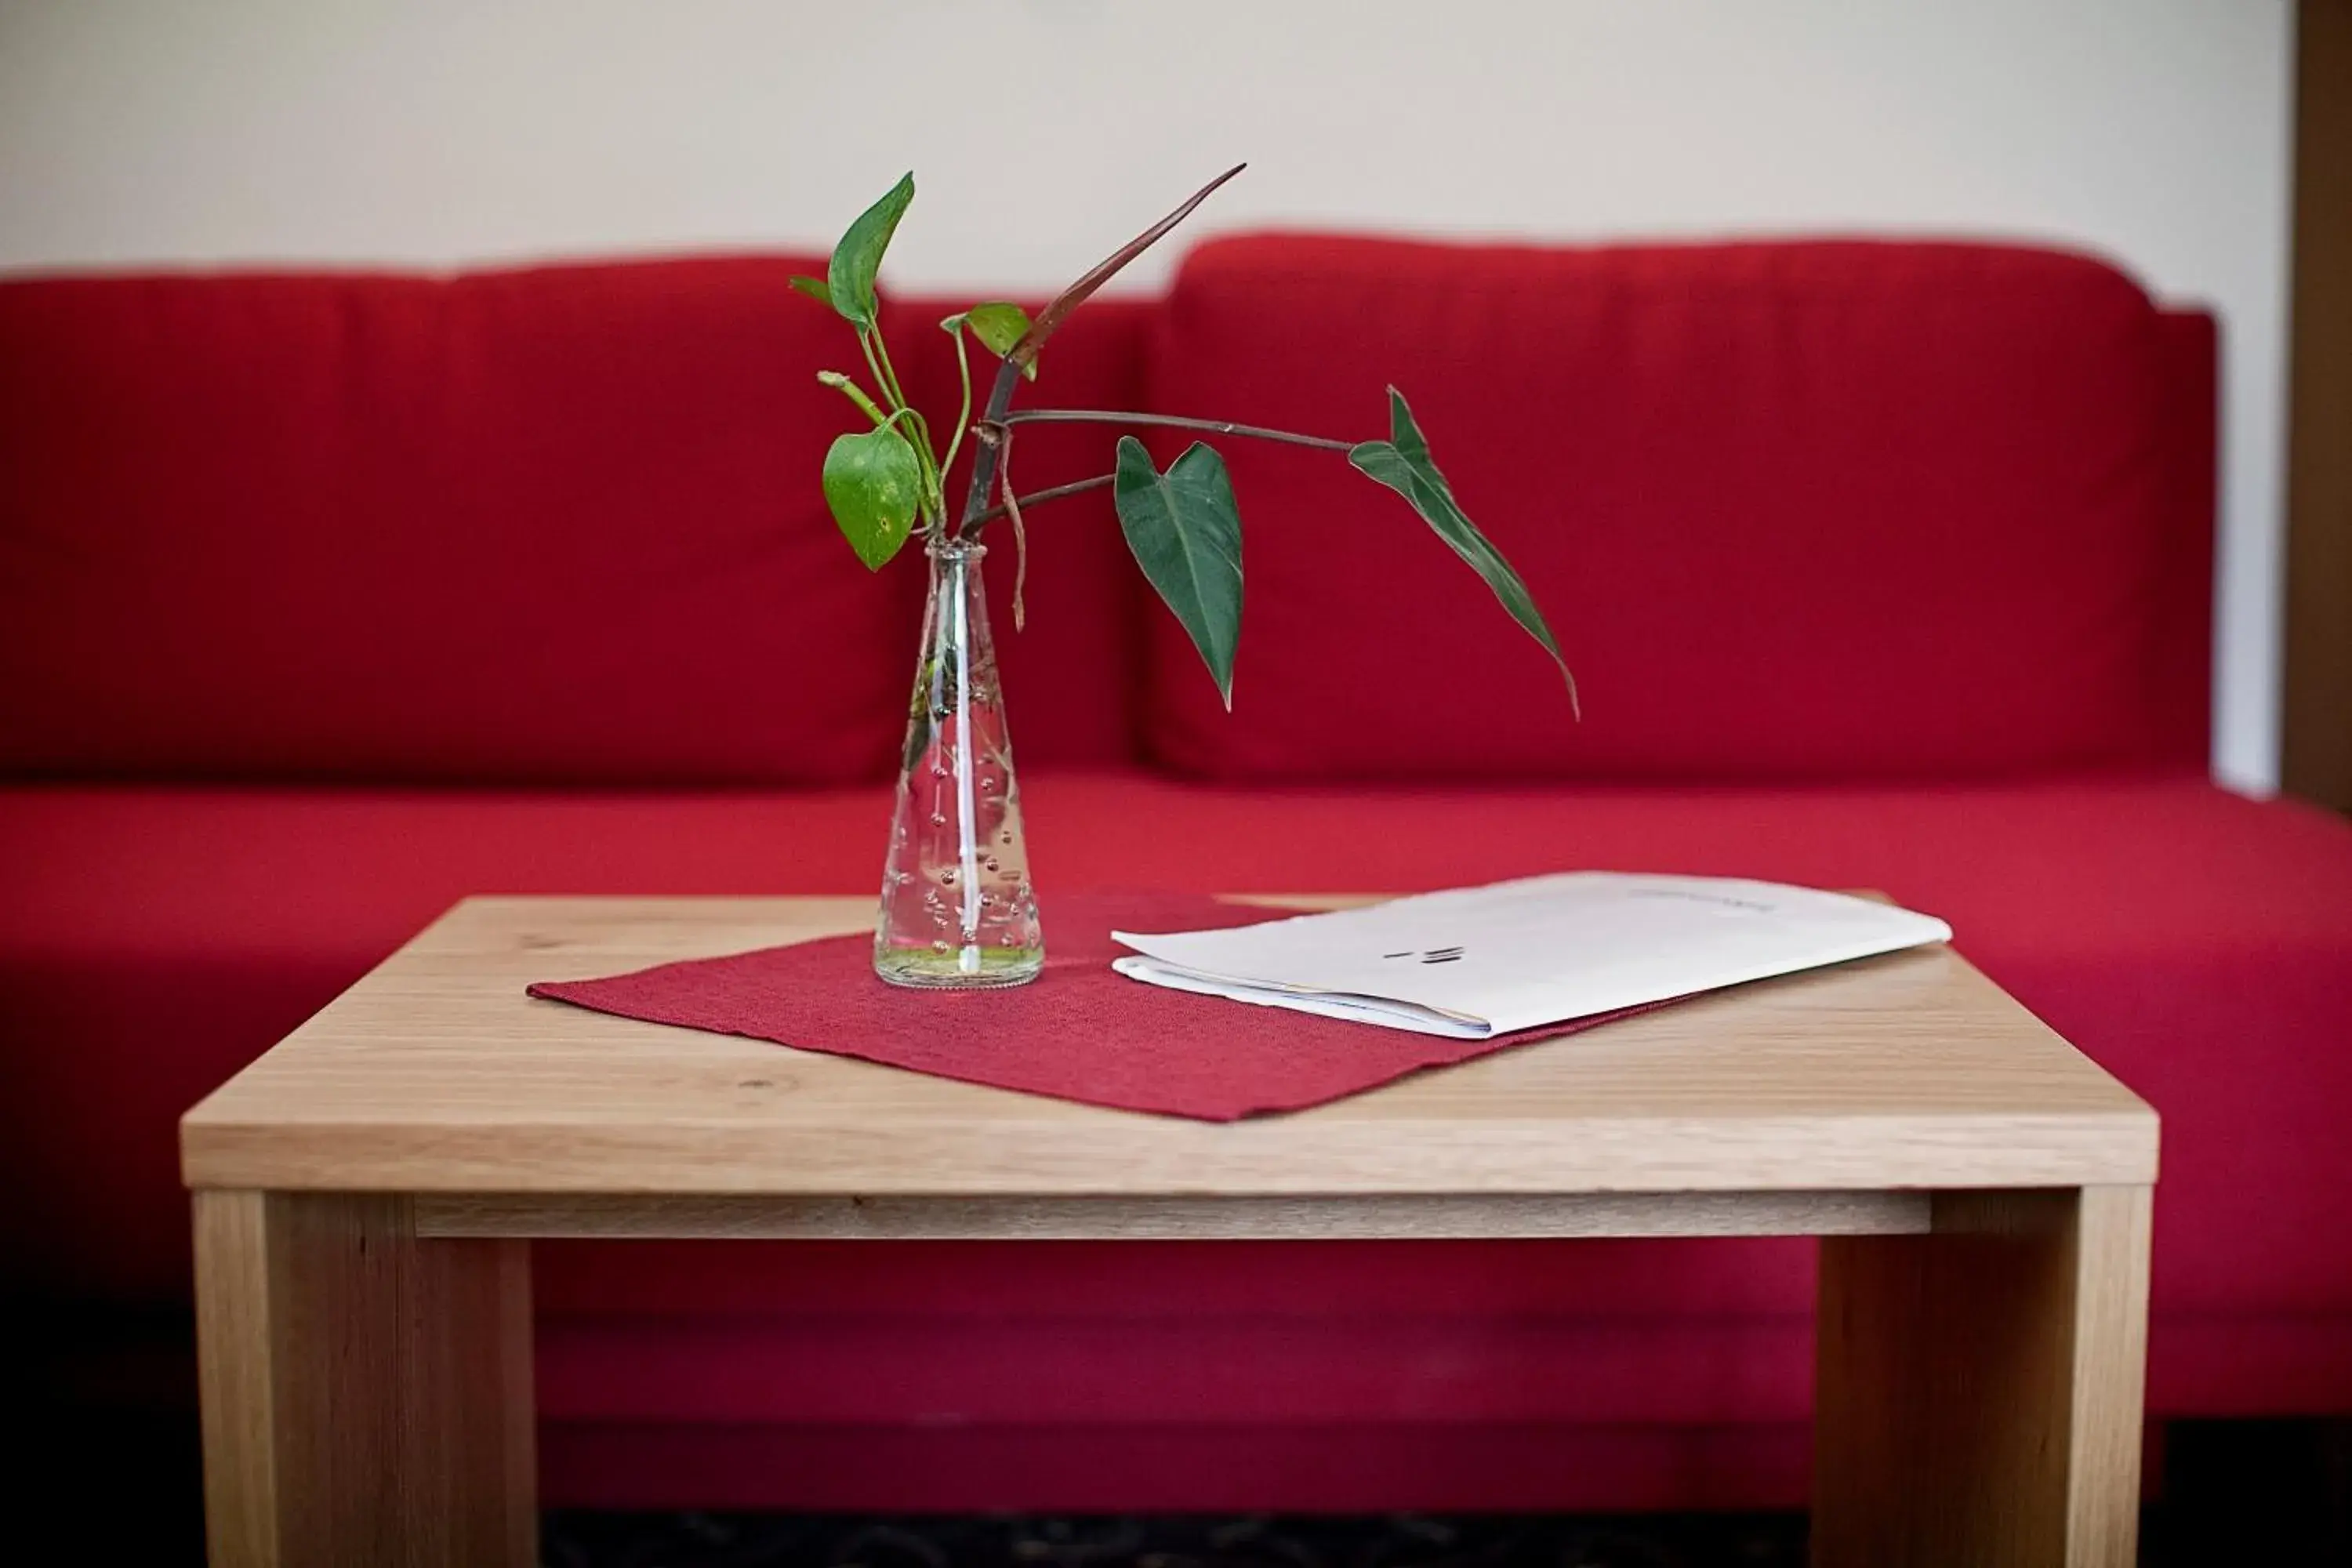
(873, 538, 1044, 988)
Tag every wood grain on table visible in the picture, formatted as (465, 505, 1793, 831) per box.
(180, 896, 2155, 1199)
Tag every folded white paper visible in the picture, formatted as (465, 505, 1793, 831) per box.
(1111, 873, 1951, 1039)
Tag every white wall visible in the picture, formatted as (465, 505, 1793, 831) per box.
(0, 0, 2292, 789)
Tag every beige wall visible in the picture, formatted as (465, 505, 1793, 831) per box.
(0, 0, 2292, 789)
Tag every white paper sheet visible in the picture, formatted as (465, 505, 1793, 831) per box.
(1110, 873, 1952, 1038)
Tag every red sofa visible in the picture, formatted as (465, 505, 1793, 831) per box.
(5, 236, 2350, 1513)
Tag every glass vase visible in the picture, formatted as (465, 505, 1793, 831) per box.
(873, 535, 1045, 987)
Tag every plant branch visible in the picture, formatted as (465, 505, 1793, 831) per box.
(939, 317, 975, 477)
(956, 358, 1028, 533)
(956, 165, 1247, 534)
(1008, 163, 1246, 372)
(900, 406, 945, 523)
(816, 371, 892, 428)
(862, 324, 913, 414)
(967, 471, 1116, 528)
(996, 426, 1029, 630)
(856, 331, 895, 412)
(859, 322, 942, 522)
(999, 408, 1354, 452)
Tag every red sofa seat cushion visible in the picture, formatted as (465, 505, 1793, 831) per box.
(0, 260, 916, 786)
(5, 775, 2344, 1505)
(5, 773, 2345, 1332)
(1142, 237, 2191, 781)
(5, 774, 2347, 1509)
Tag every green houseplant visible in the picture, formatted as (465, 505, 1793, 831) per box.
(802, 166, 1573, 988)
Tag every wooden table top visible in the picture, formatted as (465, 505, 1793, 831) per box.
(180, 895, 2157, 1199)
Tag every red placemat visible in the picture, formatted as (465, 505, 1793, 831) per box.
(528, 892, 1652, 1121)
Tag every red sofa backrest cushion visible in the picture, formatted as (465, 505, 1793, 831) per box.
(0, 259, 916, 786)
(0, 241, 2216, 786)
(1140, 236, 2201, 781)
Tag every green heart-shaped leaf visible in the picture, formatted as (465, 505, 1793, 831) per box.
(1113, 436, 1243, 708)
(826, 172, 914, 329)
(1349, 387, 1577, 713)
(787, 274, 831, 305)
(962, 300, 1037, 379)
(823, 424, 923, 569)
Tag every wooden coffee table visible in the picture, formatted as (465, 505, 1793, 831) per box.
(182, 895, 2158, 1567)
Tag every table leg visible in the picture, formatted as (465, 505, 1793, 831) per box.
(193, 1191, 536, 1567)
(1813, 1185, 2152, 1567)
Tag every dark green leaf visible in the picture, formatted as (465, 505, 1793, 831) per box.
(826, 172, 914, 328)
(1349, 387, 1578, 713)
(1112, 436, 1243, 708)
(788, 274, 831, 305)
(963, 300, 1037, 379)
(822, 424, 923, 569)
